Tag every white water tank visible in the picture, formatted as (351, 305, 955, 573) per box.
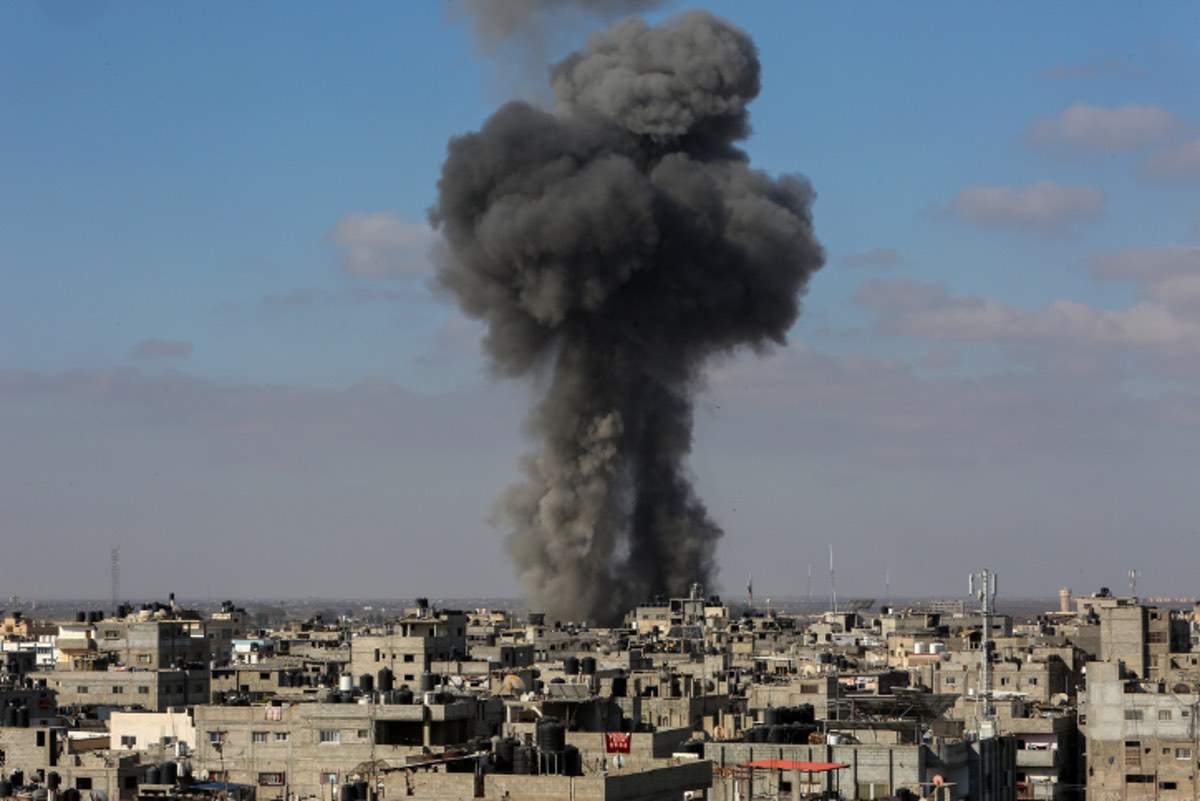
(913, 641, 927, 654)
(338, 673, 354, 692)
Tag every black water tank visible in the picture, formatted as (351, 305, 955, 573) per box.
(0, 780, 13, 797)
(396, 687, 414, 705)
(10, 771, 24, 787)
(76, 611, 86, 623)
(563, 745, 582, 776)
(359, 674, 374, 694)
(377, 668, 394, 694)
(354, 781, 368, 801)
(496, 737, 517, 769)
(161, 762, 177, 785)
(581, 657, 596, 675)
(763, 707, 779, 727)
(419, 673, 436, 692)
(145, 766, 161, 786)
(63, 788, 80, 801)
(610, 676, 627, 697)
(512, 745, 534, 775)
(536, 717, 566, 752)
(562, 657, 579, 675)
(3, 706, 15, 728)
(341, 784, 356, 801)
(15, 707, 29, 728)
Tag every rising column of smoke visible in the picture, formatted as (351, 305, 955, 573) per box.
(432, 10, 824, 624)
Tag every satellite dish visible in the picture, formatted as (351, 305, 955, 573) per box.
(612, 754, 625, 769)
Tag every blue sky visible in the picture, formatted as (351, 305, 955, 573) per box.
(3, 1, 1199, 606)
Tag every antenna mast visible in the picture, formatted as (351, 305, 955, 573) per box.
(969, 569, 998, 726)
(111, 546, 120, 614)
(829, 544, 837, 614)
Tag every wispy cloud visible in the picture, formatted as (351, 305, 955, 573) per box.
(855, 277, 1200, 353)
(838, 247, 903, 269)
(1089, 244, 1200, 312)
(133, 338, 193, 360)
(1141, 135, 1200, 182)
(942, 181, 1106, 234)
(329, 212, 437, 278)
(1025, 102, 1183, 154)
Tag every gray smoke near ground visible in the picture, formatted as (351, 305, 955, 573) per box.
(432, 10, 824, 624)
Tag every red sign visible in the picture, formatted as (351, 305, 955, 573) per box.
(605, 733, 631, 754)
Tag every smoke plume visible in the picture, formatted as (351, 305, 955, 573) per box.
(432, 10, 824, 624)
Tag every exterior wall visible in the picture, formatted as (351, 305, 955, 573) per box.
(1084, 661, 1200, 801)
(191, 698, 481, 800)
(110, 709, 198, 752)
(34, 667, 208, 712)
(93, 621, 211, 669)
(349, 613, 468, 682)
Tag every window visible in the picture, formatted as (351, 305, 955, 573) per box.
(1177, 748, 1192, 760)
(77, 686, 89, 693)
(1125, 710, 1144, 721)
(75, 779, 93, 790)
(1162, 783, 1178, 791)
(274, 732, 289, 742)
(259, 672, 271, 680)
(120, 735, 137, 747)
(404, 654, 415, 663)
(1159, 710, 1172, 721)
(945, 676, 956, 686)
(1028, 677, 1038, 686)
(319, 730, 341, 744)
(112, 685, 124, 694)
(104, 629, 120, 639)
(138, 686, 150, 695)
(1000, 677, 1011, 686)
(138, 654, 152, 664)
(357, 729, 369, 739)
(208, 731, 224, 744)
(252, 732, 268, 744)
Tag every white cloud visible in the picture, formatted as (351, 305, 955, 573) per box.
(1025, 103, 1183, 154)
(946, 181, 1106, 233)
(1089, 244, 1200, 280)
(855, 278, 1200, 353)
(1089, 244, 1200, 313)
(1141, 136, 1200, 182)
(329, 212, 437, 278)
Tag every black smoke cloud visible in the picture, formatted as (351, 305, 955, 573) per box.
(432, 10, 824, 623)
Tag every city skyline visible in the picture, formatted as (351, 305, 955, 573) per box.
(3, 2, 1199, 603)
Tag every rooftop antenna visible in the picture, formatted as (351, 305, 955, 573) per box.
(1129, 569, 1140, 599)
(807, 563, 813, 603)
(829, 544, 837, 614)
(111, 546, 120, 614)
(886, 568, 891, 608)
